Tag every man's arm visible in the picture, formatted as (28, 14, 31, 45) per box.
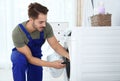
(16, 45, 65, 69)
(47, 36, 69, 59)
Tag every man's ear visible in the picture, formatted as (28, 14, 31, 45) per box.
(29, 17, 33, 21)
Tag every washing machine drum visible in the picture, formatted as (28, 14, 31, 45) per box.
(47, 53, 64, 78)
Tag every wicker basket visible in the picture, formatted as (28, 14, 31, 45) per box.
(91, 14, 112, 26)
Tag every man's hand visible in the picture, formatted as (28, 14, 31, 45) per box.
(51, 60, 65, 69)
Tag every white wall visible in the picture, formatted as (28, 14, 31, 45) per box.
(82, 0, 120, 26)
(0, 0, 13, 67)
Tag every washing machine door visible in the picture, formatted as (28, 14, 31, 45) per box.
(61, 48, 70, 79)
(62, 57, 70, 79)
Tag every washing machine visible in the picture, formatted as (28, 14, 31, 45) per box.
(41, 22, 71, 81)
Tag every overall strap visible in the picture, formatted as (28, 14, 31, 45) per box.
(19, 24, 33, 41)
(40, 31, 44, 40)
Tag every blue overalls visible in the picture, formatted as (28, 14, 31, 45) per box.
(11, 24, 45, 81)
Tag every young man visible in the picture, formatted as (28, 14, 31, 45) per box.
(11, 2, 69, 81)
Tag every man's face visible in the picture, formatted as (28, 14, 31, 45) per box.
(32, 13, 47, 32)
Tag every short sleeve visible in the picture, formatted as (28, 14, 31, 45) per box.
(12, 26, 26, 48)
(44, 22, 54, 38)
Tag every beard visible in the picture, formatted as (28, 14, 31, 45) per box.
(32, 21, 37, 30)
(32, 21, 45, 32)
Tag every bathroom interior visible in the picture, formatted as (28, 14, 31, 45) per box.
(0, 0, 120, 81)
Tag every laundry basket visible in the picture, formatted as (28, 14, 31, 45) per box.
(91, 14, 112, 26)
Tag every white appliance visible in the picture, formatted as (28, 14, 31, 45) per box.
(42, 22, 69, 81)
(70, 27, 120, 81)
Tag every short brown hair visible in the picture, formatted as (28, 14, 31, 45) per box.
(28, 2, 49, 19)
